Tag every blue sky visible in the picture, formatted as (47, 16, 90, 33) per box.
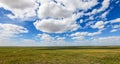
(0, 0, 120, 46)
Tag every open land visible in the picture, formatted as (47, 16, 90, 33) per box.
(0, 46, 120, 64)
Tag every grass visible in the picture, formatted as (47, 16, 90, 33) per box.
(0, 46, 120, 64)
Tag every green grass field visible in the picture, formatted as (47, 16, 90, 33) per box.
(0, 46, 120, 64)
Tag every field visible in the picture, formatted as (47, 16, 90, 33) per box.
(0, 46, 120, 64)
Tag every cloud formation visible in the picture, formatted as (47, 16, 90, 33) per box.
(34, 0, 112, 34)
(0, 23, 28, 38)
(91, 21, 105, 30)
(38, 1, 72, 19)
(34, 15, 79, 33)
(0, 0, 120, 46)
(0, 0, 37, 19)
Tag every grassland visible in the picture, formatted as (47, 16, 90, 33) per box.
(0, 46, 120, 64)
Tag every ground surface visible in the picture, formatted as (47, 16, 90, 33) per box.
(0, 46, 120, 64)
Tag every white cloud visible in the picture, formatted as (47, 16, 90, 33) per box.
(0, 0, 37, 19)
(71, 32, 89, 37)
(112, 24, 120, 29)
(56, 37, 65, 40)
(38, 1, 72, 19)
(37, 0, 97, 19)
(97, 0, 110, 12)
(71, 32, 88, 40)
(101, 10, 110, 18)
(110, 18, 120, 23)
(21, 36, 120, 46)
(93, 36, 120, 45)
(34, 0, 99, 33)
(110, 29, 118, 32)
(110, 24, 120, 32)
(38, 0, 51, 4)
(86, 0, 110, 15)
(71, 31, 102, 40)
(72, 36, 85, 40)
(0, 38, 40, 46)
(0, 36, 120, 46)
(37, 33, 53, 41)
(91, 21, 105, 29)
(57, 0, 98, 11)
(0, 23, 28, 38)
(34, 15, 79, 33)
(88, 31, 102, 36)
(109, 18, 120, 32)
(80, 19, 84, 23)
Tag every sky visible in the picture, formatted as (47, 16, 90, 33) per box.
(0, 0, 120, 46)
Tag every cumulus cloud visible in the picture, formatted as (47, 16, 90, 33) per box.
(109, 18, 120, 32)
(0, 38, 40, 46)
(37, 33, 53, 41)
(57, 0, 98, 11)
(112, 24, 120, 29)
(33, 0, 113, 34)
(101, 10, 110, 18)
(110, 24, 120, 32)
(88, 31, 102, 36)
(91, 21, 105, 30)
(38, 0, 98, 12)
(110, 29, 118, 32)
(71, 36, 120, 46)
(71, 32, 89, 37)
(38, 1, 72, 19)
(1, 36, 120, 46)
(97, 0, 110, 12)
(36, 33, 70, 46)
(0, 0, 98, 20)
(87, 0, 110, 15)
(0, 23, 28, 38)
(0, 23, 29, 46)
(110, 18, 120, 23)
(34, 15, 79, 33)
(0, 0, 37, 19)
(34, 0, 99, 33)
(93, 36, 120, 45)
(71, 31, 102, 40)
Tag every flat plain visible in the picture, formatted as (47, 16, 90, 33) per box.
(0, 46, 120, 64)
